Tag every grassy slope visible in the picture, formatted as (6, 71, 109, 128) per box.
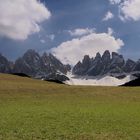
(0, 74, 140, 140)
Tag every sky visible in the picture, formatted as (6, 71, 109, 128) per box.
(0, 0, 140, 65)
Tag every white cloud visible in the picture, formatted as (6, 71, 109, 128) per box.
(119, 0, 140, 21)
(52, 31, 124, 65)
(68, 28, 95, 37)
(103, 11, 114, 21)
(0, 0, 51, 40)
(108, 27, 114, 35)
(109, 0, 121, 4)
(48, 34, 55, 41)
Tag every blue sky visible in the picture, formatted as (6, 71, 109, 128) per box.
(0, 0, 140, 64)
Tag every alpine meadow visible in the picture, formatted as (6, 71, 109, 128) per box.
(0, 74, 140, 140)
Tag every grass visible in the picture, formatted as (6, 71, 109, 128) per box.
(0, 74, 140, 140)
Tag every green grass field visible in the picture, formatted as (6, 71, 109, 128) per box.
(0, 74, 140, 140)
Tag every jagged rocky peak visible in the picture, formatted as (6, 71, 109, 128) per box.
(134, 59, 140, 71)
(102, 50, 111, 63)
(124, 59, 136, 73)
(95, 52, 101, 60)
(75, 61, 82, 67)
(41, 52, 50, 65)
(0, 53, 11, 73)
(112, 52, 124, 61)
(83, 55, 90, 62)
(73, 50, 133, 77)
(112, 52, 124, 64)
(46, 53, 69, 74)
(23, 49, 40, 60)
(42, 53, 58, 64)
(42, 52, 48, 58)
(13, 49, 69, 77)
(110, 52, 125, 74)
(13, 50, 42, 76)
(73, 55, 93, 75)
(73, 52, 103, 76)
(126, 59, 136, 65)
(72, 61, 84, 75)
(82, 55, 91, 68)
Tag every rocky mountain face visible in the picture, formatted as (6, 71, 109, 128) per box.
(13, 49, 70, 81)
(73, 50, 140, 78)
(13, 50, 42, 76)
(13, 50, 69, 76)
(0, 50, 70, 82)
(1, 49, 140, 83)
(0, 54, 12, 73)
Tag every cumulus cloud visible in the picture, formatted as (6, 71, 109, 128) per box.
(119, 0, 140, 21)
(103, 11, 114, 21)
(0, 0, 51, 40)
(109, 0, 140, 21)
(68, 28, 95, 37)
(52, 31, 124, 65)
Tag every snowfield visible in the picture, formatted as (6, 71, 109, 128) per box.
(64, 73, 136, 86)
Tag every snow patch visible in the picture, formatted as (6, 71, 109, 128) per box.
(64, 72, 136, 86)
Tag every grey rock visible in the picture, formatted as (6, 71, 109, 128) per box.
(124, 59, 136, 73)
(73, 55, 91, 75)
(0, 54, 11, 73)
(13, 49, 70, 79)
(134, 59, 140, 71)
(72, 50, 133, 77)
(13, 49, 42, 76)
(42, 73, 69, 82)
(87, 52, 103, 76)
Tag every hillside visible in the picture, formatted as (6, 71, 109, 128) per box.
(122, 77, 140, 86)
(0, 74, 140, 139)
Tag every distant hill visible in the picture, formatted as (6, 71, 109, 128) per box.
(121, 78, 140, 87)
(12, 73, 31, 78)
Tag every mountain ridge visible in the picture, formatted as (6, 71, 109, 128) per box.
(0, 49, 70, 82)
(0, 49, 140, 85)
(73, 50, 140, 79)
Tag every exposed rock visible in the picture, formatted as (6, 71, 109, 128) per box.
(13, 49, 70, 79)
(13, 50, 42, 76)
(41, 52, 68, 74)
(134, 59, 140, 71)
(73, 55, 92, 75)
(124, 59, 136, 73)
(109, 52, 125, 74)
(72, 50, 134, 77)
(42, 73, 69, 82)
(87, 52, 103, 76)
(1, 49, 140, 84)
(0, 54, 11, 73)
(111, 52, 125, 67)
(102, 50, 111, 64)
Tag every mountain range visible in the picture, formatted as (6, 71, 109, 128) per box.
(73, 50, 140, 79)
(0, 49, 70, 82)
(0, 49, 140, 85)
